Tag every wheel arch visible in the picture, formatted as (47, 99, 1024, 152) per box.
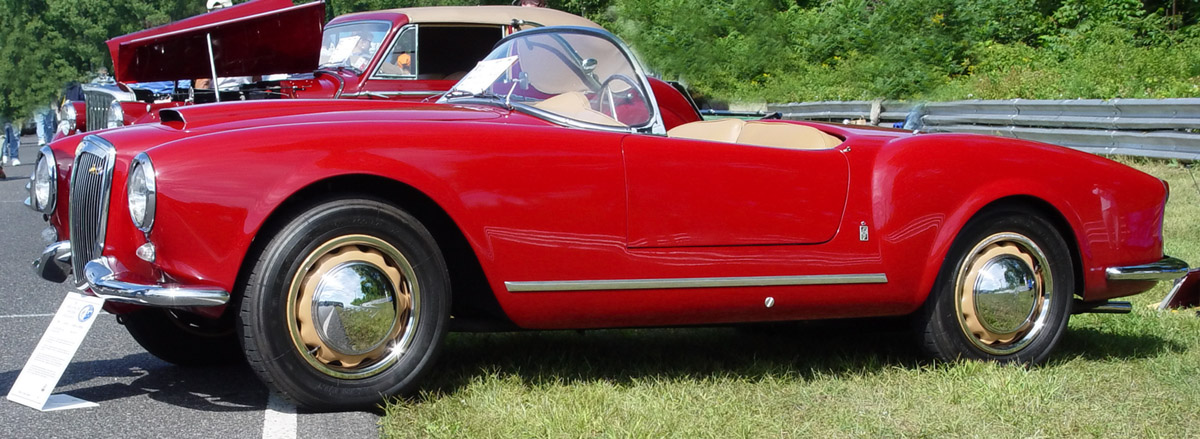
(232, 173, 515, 331)
(919, 195, 1084, 308)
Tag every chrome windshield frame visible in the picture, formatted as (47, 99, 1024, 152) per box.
(368, 24, 418, 81)
(443, 26, 666, 135)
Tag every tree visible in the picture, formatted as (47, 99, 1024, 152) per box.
(0, 0, 202, 120)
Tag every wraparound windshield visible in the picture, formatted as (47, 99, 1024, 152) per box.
(319, 22, 390, 73)
(441, 29, 654, 129)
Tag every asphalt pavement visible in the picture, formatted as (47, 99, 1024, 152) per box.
(0, 135, 380, 438)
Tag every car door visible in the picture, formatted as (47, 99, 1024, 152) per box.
(622, 133, 850, 248)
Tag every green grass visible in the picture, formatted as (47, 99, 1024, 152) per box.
(381, 159, 1200, 438)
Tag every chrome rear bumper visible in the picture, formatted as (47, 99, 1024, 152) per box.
(1106, 256, 1190, 282)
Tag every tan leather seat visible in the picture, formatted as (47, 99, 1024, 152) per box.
(665, 118, 744, 144)
(531, 92, 626, 127)
(667, 119, 842, 150)
(738, 121, 843, 150)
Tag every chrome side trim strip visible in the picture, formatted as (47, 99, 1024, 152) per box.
(84, 257, 229, 307)
(506, 273, 888, 292)
(1105, 256, 1189, 281)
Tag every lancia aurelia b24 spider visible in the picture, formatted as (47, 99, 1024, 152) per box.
(28, 26, 1189, 410)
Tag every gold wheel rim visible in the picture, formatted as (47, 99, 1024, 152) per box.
(953, 232, 1053, 356)
(285, 234, 420, 379)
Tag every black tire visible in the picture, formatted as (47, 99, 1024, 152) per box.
(121, 308, 242, 366)
(917, 207, 1074, 365)
(238, 197, 450, 411)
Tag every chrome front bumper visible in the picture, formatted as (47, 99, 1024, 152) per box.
(33, 240, 73, 283)
(33, 240, 229, 307)
(1106, 256, 1190, 282)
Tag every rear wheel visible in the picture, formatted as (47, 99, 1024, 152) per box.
(918, 208, 1074, 365)
(238, 198, 450, 411)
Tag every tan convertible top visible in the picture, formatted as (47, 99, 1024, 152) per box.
(383, 6, 601, 29)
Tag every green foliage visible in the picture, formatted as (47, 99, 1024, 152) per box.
(613, 0, 1200, 102)
(612, 0, 795, 99)
(928, 22, 1200, 100)
(0, 0, 205, 120)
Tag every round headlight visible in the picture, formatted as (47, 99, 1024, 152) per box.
(29, 147, 57, 213)
(127, 153, 156, 232)
(107, 100, 125, 129)
(58, 103, 77, 135)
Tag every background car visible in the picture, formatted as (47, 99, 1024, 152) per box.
(58, 0, 607, 136)
(29, 26, 1186, 411)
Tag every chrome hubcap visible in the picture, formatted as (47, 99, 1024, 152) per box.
(287, 235, 420, 379)
(955, 233, 1052, 355)
(311, 262, 399, 356)
(974, 256, 1038, 333)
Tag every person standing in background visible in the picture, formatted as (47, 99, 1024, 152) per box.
(3, 121, 18, 166)
(0, 118, 5, 179)
(35, 104, 56, 146)
(516, 0, 547, 6)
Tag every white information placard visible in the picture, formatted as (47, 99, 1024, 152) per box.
(7, 292, 106, 411)
(451, 56, 518, 95)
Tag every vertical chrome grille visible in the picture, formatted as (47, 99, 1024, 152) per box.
(84, 90, 115, 132)
(69, 136, 117, 284)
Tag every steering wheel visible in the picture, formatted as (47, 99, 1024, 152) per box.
(597, 74, 647, 125)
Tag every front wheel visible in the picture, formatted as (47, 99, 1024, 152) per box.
(918, 209, 1074, 365)
(238, 198, 450, 411)
(121, 308, 242, 366)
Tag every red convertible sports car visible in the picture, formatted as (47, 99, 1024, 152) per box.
(29, 26, 1189, 410)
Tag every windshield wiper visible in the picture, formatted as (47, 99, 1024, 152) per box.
(441, 90, 515, 109)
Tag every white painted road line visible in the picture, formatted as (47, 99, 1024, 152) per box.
(263, 392, 298, 439)
(0, 313, 55, 319)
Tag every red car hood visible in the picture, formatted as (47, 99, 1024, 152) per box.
(107, 0, 325, 83)
(158, 99, 505, 131)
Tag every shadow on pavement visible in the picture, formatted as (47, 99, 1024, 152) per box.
(1, 353, 266, 412)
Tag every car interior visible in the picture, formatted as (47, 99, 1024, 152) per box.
(666, 118, 844, 150)
(377, 25, 503, 80)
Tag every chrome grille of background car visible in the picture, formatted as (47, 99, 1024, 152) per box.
(84, 90, 115, 132)
(69, 136, 116, 283)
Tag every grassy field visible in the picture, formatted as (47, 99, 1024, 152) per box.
(381, 159, 1200, 438)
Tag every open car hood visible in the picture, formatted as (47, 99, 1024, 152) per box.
(107, 0, 325, 83)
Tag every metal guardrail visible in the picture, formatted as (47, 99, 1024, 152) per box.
(765, 99, 1200, 161)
